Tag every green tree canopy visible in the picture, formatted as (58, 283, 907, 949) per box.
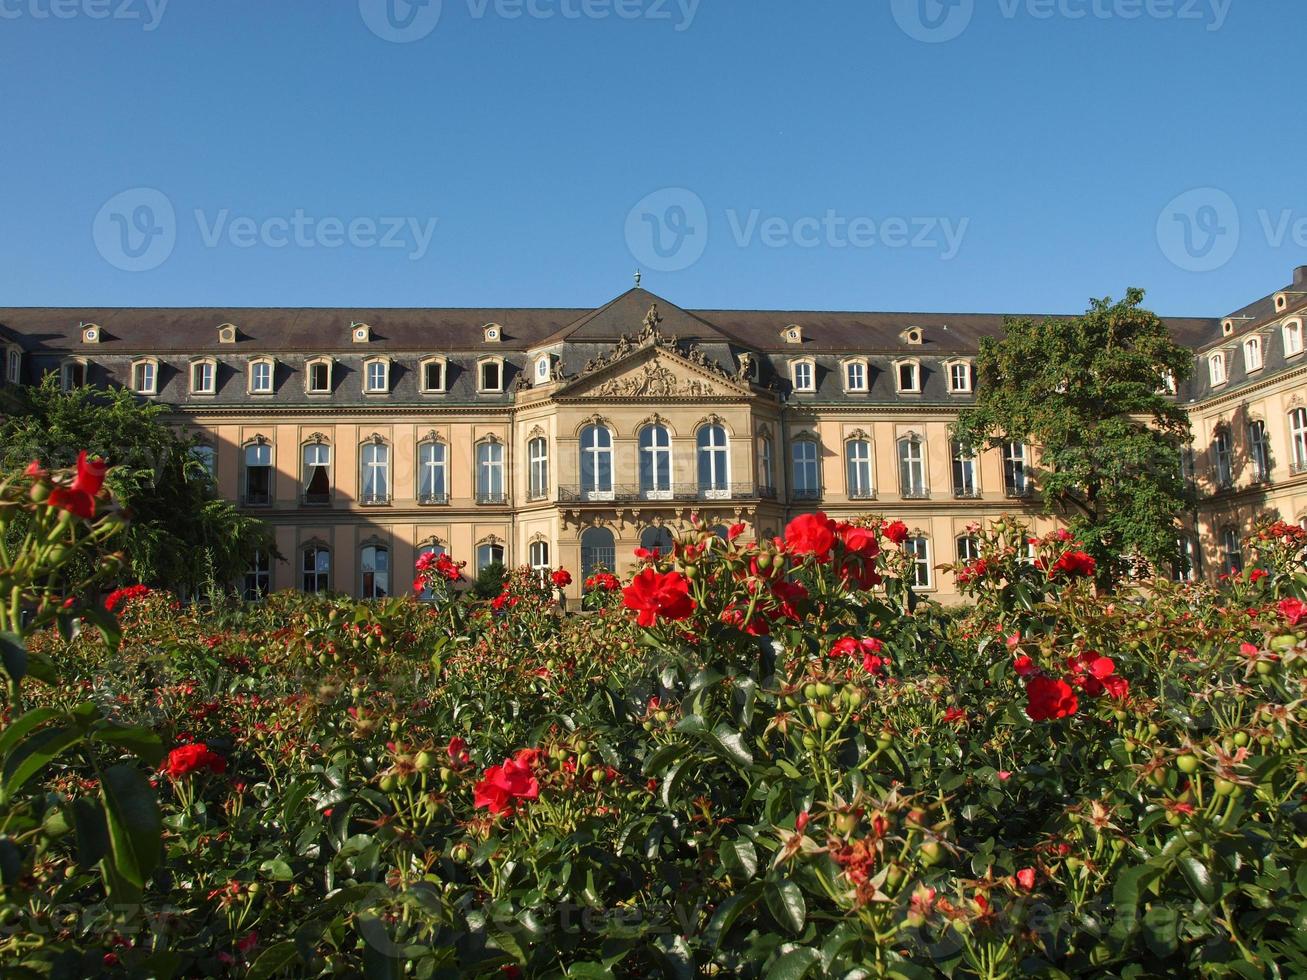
(0, 376, 275, 596)
(951, 288, 1194, 582)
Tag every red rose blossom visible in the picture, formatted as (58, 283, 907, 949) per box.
(551, 569, 572, 588)
(622, 568, 696, 628)
(784, 512, 838, 560)
(473, 756, 540, 817)
(1026, 676, 1078, 721)
(48, 451, 107, 521)
(163, 742, 227, 779)
(882, 520, 909, 545)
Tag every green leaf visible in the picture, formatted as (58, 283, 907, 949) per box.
(720, 837, 759, 880)
(246, 941, 302, 980)
(96, 723, 164, 767)
(2, 723, 84, 797)
(769, 946, 822, 980)
(709, 724, 754, 767)
(100, 763, 162, 889)
(1142, 905, 1179, 958)
(0, 631, 27, 683)
(1177, 854, 1217, 904)
(72, 797, 110, 868)
(0, 707, 59, 761)
(766, 878, 806, 935)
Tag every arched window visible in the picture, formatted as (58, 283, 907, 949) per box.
(1003, 442, 1029, 497)
(639, 425, 672, 499)
(529, 540, 550, 574)
(363, 358, 389, 394)
(758, 434, 775, 495)
(1290, 408, 1307, 472)
(5, 349, 19, 384)
(418, 440, 447, 504)
(956, 535, 980, 563)
(190, 358, 216, 395)
(1244, 337, 1263, 372)
(420, 357, 447, 393)
(951, 440, 978, 497)
(640, 526, 675, 556)
(478, 358, 504, 393)
(697, 424, 730, 498)
(1208, 353, 1226, 387)
(791, 360, 815, 392)
(792, 439, 820, 499)
(305, 357, 332, 394)
(895, 360, 921, 393)
(1248, 419, 1271, 482)
(1212, 428, 1233, 488)
(244, 550, 271, 601)
(845, 439, 874, 500)
(302, 442, 331, 504)
(898, 437, 927, 498)
(361, 544, 390, 599)
(476, 541, 505, 574)
(1221, 526, 1243, 575)
(580, 425, 614, 500)
(581, 527, 616, 582)
(61, 360, 87, 390)
(249, 358, 275, 394)
(1284, 320, 1303, 358)
(415, 542, 446, 600)
(528, 437, 550, 500)
(844, 359, 868, 392)
(477, 441, 505, 504)
(243, 441, 272, 506)
(131, 358, 158, 395)
(302, 545, 330, 594)
(948, 361, 972, 393)
(360, 442, 390, 505)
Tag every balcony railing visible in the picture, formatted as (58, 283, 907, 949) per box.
(900, 488, 931, 500)
(418, 491, 449, 505)
(758, 485, 777, 500)
(360, 492, 391, 506)
(1292, 459, 1307, 476)
(241, 490, 271, 507)
(848, 488, 878, 501)
(953, 487, 982, 499)
(477, 490, 507, 505)
(791, 488, 823, 502)
(557, 484, 765, 504)
(302, 491, 331, 506)
(1005, 485, 1034, 499)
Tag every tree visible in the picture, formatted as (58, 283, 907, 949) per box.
(951, 289, 1194, 583)
(473, 562, 508, 600)
(0, 376, 275, 596)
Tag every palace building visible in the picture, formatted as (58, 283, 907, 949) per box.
(1, 267, 1305, 603)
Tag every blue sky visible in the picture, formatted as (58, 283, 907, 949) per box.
(1, 0, 1302, 317)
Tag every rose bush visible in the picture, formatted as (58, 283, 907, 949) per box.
(1, 503, 1306, 976)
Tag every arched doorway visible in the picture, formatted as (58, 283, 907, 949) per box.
(640, 525, 675, 556)
(581, 526, 616, 582)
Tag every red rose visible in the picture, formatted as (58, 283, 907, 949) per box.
(551, 569, 572, 588)
(836, 523, 880, 559)
(48, 451, 107, 521)
(1278, 598, 1307, 626)
(163, 742, 227, 779)
(1026, 676, 1078, 721)
(447, 737, 470, 768)
(105, 584, 151, 613)
(1050, 550, 1096, 579)
(882, 521, 909, 545)
(473, 757, 540, 817)
(1014, 868, 1037, 891)
(785, 512, 838, 560)
(728, 522, 746, 541)
(622, 568, 696, 628)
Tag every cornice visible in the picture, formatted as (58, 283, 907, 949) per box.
(1188, 363, 1307, 413)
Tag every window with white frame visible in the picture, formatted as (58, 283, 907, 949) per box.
(1221, 525, 1243, 575)
(1208, 352, 1226, 386)
(476, 542, 506, 574)
(5, 349, 19, 384)
(1285, 320, 1304, 358)
(580, 425, 614, 500)
(897, 436, 927, 498)
(1249, 419, 1271, 482)
(1290, 408, 1307, 472)
(948, 361, 971, 393)
(791, 360, 815, 392)
(1172, 536, 1199, 583)
(956, 535, 980, 563)
(1160, 370, 1177, 395)
(904, 536, 931, 588)
(640, 425, 672, 499)
(306, 359, 332, 394)
(536, 357, 551, 382)
(364, 359, 389, 393)
(479, 359, 503, 392)
(951, 440, 978, 497)
(1244, 337, 1263, 372)
(131, 359, 158, 395)
(61, 361, 87, 390)
(529, 540, 550, 576)
(421, 358, 446, 393)
(243, 442, 272, 505)
(844, 360, 867, 392)
(418, 441, 447, 503)
(360, 442, 390, 504)
(845, 439, 874, 499)
(896, 361, 920, 393)
(360, 544, 390, 599)
(249, 359, 274, 394)
(190, 444, 216, 480)
(1213, 428, 1233, 488)
(759, 434, 775, 494)
(697, 424, 730, 497)
(244, 550, 271, 601)
(302, 443, 331, 504)
(191, 360, 216, 395)
(302, 546, 330, 594)
(792, 439, 821, 498)
(1003, 442, 1029, 497)
(528, 436, 549, 499)
(477, 441, 505, 503)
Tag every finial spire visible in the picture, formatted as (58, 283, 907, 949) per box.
(634, 270, 642, 288)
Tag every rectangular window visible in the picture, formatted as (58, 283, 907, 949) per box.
(302, 547, 330, 593)
(366, 361, 388, 393)
(949, 363, 971, 393)
(898, 439, 926, 498)
(478, 442, 505, 503)
(307, 361, 331, 393)
(1245, 339, 1263, 372)
(477, 542, 505, 573)
(303, 443, 331, 504)
(360, 443, 390, 504)
(423, 360, 446, 392)
(792, 362, 814, 392)
(956, 535, 980, 563)
(845, 361, 866, 391)
(904, 537, 931, 588)
(1284, 321, 1303, 357)
(529, 438, 550, 500)
(418, 442, 447, 504)
(62, 362, 86, 390)
(5, 350, 18, 383)
(897, 362, 919, 393)
(1249, 420, 1271, 482)
(480, 361, 502, 392)
(792, 440, 821, 498)
(951, 440, 977, 497)
(845, 440, 874, 499)
(1209, 355, 1226, 386)
(244, 550, 271, 601)
(132, 361, 156, 394)
(191, 361, 215, 394)
(1214, 430, 1233, 488)
(244, 443, 272, 506)
(1004, 443, 1029, 497)
(250, 361, 274, 393)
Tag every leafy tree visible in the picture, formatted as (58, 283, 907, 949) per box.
(951, 289, 1194, 582)
(473, 562, 508, 600)
(0, 376, 275, 596)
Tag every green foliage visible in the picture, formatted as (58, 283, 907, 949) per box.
(952, 289, 1195, 581)
(0, 375, 274, 594)
(472, 560, 508, 599)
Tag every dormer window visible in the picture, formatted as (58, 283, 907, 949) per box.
(535, 355, 551, 383)
(61, 360, 87, 390)
(783, 324, 803, 344)
(364, 358, 389, 394)
(351, 323, 371, 344)
(896, 360, 921, 393)
(1221, 320, 1234, 337)
(478, 358, 503, 393)
(1160, 371, 1177, 395)
(1276, 293, 1289, 312)
(1208, 352, 1227, 387)
(484, 324, 503, 343)
(249, 358, 275, 394)
(217, 323, 238, 344)
(1285, 320, 1304, 358)
(1244, 336, 1263, 372)
(420, 357, 446, 393)
(306, 358, 333, 394)
(900, 328, 924, 345)
(81, 324, 101, 344)
(130, 359, 158, 395)
(844, 359, 868, 392)
(190, 358, 216, 395)
(791, 359, 815, 392)
(947, 360, 972, 393)
(6, 348, 20, 384)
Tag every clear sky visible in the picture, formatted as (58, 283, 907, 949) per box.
(1, 0, 1302, 317)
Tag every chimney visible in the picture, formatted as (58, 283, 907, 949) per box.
(1296, 265, 1307, 286)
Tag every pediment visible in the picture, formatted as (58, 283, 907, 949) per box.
(558, 346, 750, 400)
